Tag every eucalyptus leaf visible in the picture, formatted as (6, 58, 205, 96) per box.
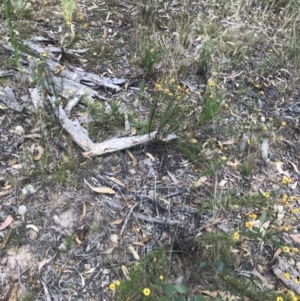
(174, 296, 186, 301)
(162, 284, 177, 297)
(175, 284, 189, 294)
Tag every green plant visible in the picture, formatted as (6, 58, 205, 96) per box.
(61, 235, 73, 252)
(198, 80, 224, 126)
(3, 0, 22, 71)
(20, 291, 34, 301)
(9, 0, 31, 14)
(145, 78, 197, 139)
(114, 248, 211, 301)
(141, 41, 162, 75)
(58, 0, 76, 38)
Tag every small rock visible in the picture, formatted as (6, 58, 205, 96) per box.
(15, 125, 24, 136)
(128, 169, 136, 175)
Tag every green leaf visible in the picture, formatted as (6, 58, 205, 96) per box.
(175, 284, 189, 294)
(158, 297, 169, 301)
(199, 261, 209, 268)
(216, 260, 224, 272)
(190, 295, 208, 301)
(174, 296, 186, 301)
(162, 284, 177, 297)
(259, 211, 267, 223)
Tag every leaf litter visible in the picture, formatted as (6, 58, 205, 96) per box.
(0, 0, 300, 300)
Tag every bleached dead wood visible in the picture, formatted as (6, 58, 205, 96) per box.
(2, 41, 177, 157)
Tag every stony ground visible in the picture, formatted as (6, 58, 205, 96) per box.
(1, 1, 300, 301)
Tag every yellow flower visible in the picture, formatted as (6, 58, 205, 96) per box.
(83, 23, 89, 28)
(170, 78, 175, 84)
(282, 176, 292, 184)
(293, 216, 297, 222)
(284, 272, 290, 279)
(262, 192, 270, 198)
(41, 52, 47, 57)
(109, 283, 116, 290)
(249, 213, 257, 220)
(208, 79, 216, 87)
(247, 139, 251, 145)
(288, 290, 295, 298)
(155, 83, 162, 91)
(276, 297, 283, 301)
(168, 93, 174, 97)
(233, 232, 240, 240)
(281, 121, 286, 127)
(77, 12, 84, 20)
(177, 85, 182, 91)
(159, 275, 164, 281)
(292, 296, 298, 301)
(283, 201, 289, 207)
(292, 208, 299, 214)
(143, 288, 151, 296)
(224, 103, 229, 109)
(281, 194, 288, 201)
(245, 221, 253, 229)
(282, 246, 290, 253)
(290, 196, 297, 202)
(294, 278, 299, 284)
(27, 55, 32, 60)
(177, 95, 182, 101)
(284, 226, 290, 231)
(115, 280, 121, 286)
(262, 125, 268, 131)
(254, 84, 260, 88)
(221, 156, 227, 161)
(269, 117, 273, 121)
(292, 248, 299, 254)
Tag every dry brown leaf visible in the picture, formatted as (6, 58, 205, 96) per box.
(79, 202, 87, 222)
(0, 190, 11, 196)
(107, 176, 125, 187)
(8, 282, 18, 301)
(84, 178, 115, 194)
(193, 176, 208, 187)
(0, 215, 14, 230)
(145, 152, 155, 161)
(8, 157, 18, 166)
(128, 245, 140, 260)
(100, 247, 115, 254)
(124, 80, 130, 91)
(251, 266, 274, 289)
(75, 235, 82, 245)
(132, 241, 145, 246)
(289, 160, 300, 174)
(127, 150, 137, 166)
(0, 226, 13, 250)
(122, 265, 130, 280)
(38, 258, 47, 274)
(270, 248, 282, 265)
(188, 138, 198, 143)
(111, 218, 124, 225)
(226, 159, 240, 169)
(26, 224, 39, 233)
(274, 161, 290, 176)
(218, 179, 228, 187)
(3, 184, 12, 190)
(290, 234, 300, 244)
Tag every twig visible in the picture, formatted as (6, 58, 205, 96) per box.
(120, 202, 140, 236)
(133, 212, 186, 227)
